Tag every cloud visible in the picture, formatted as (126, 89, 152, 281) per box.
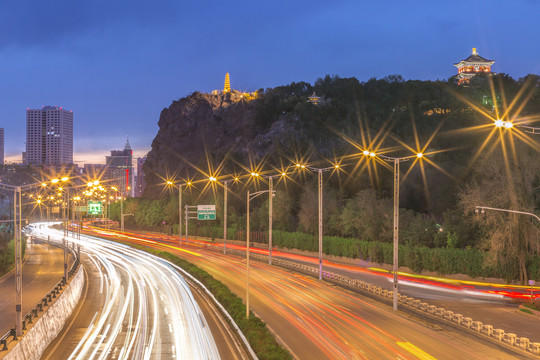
(0, 0, 180, 51)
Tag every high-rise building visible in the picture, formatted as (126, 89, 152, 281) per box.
(134, 156, 146, 197)
(25, 106, 73, 165)
(0, 128, 4, 165)
(104, 139, 133, 196)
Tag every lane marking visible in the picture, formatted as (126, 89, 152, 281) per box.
(397, 342, 437, 360)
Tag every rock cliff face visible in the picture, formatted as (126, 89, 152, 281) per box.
(143, 91, 262, 198)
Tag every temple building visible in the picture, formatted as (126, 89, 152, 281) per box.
(211, 73, 258, 100)
(454, 48, 495, 85)
(308, 92, 321, 105)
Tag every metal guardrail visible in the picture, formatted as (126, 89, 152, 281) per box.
(206, 244, 540, 357)
(0, 242, 80, 351)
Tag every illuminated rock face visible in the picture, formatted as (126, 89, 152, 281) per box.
(454, 48, 495, 85)
(143, 91, 260, 198)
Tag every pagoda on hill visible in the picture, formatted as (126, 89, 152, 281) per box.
(224, 73, 231, 93)
(454, 48, 494, 85)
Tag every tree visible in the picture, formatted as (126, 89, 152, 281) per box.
(338, 189, 392, 241)
(297, 182, 339, 234)
(458, 141, 540, 283)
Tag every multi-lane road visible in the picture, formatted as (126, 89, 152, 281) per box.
(26, 224, 225, 360)
(0, 240, 70, 337)
(82, 226, 535, 359)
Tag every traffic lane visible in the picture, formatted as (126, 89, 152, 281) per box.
(83, 228, 537, 356)
(90, 226, 529, 302)
(0, 241, 69, 336)
(33, 226, 221, 359)
(186, 276, 252, 360)
(42, 252, 106, 359)
(191, 250, 525, 360)
(103, 233, 522, 360)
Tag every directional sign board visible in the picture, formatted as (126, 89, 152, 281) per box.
(197, 205, 216, 220)
(88, 201, 103, 215)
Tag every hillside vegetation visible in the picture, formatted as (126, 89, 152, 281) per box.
(135, 73, 540, 283)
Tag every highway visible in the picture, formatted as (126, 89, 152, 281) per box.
(83, 227, 533, 359)
(26, 223, 221, 360)
(0, 239, 70, 337)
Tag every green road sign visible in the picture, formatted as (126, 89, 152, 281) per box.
(197, 205, 216, 220)
(88, 201, 103, 215)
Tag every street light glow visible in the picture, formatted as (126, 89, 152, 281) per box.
(417, 153, 423, 158)
(209, 176, 217, 182)
(93, 180, 100, 186)
(51, 179, 59, 184)
(494, 119, 504, 128)
(166, 180, 173, 185)
(369, 152, 376, 157)
(251, 172, 259, 177)
(504, 122, 514, 129)
(61, 177, 69, 182)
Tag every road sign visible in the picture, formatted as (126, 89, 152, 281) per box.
(88, 201, 103, 215)
(51, 206, 60, 214)
(75, 206, 88, 212)
(197, 205, 216, 220)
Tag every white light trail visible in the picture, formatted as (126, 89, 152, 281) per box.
(27, 222, 220, 360)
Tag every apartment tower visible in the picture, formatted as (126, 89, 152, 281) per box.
(25, 106, 73, 165)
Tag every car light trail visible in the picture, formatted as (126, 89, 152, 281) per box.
(27, 223, 220, 360)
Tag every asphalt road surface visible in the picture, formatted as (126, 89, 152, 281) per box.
(83, 227, 534, 359)
(27, 224, 222, 360)
(0, 239, 70, 337)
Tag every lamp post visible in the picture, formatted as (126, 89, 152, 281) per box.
(167, 181, 193, 245)
(299, 164, 340, 280)
(0, 176, 71, 337)
(475, 205, 540, 222)
(223, 180, 231, 254)
(364, 150, 423, 311)
(246, 187, 275, 318)
(14, 187, 21, 337)
(268, 176, 273, 265)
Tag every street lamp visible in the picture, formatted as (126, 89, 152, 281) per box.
(475, 205, 540, 222)
(365, 151, 423, 311)
(299, 163, 340, 280)
(494, 119, 540, 134)
(246, 187, 275, 318)
(167, 180, 194, 244)
(0, 176, 73, 336)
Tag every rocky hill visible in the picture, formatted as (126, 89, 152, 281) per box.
(144, 90, 269, 198)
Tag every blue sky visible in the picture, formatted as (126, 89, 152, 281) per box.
(1, 0, 539, 164)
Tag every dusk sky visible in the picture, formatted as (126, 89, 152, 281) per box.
(1, 1, 539, 165)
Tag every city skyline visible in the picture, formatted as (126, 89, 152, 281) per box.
(1, 1, 540, 164)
